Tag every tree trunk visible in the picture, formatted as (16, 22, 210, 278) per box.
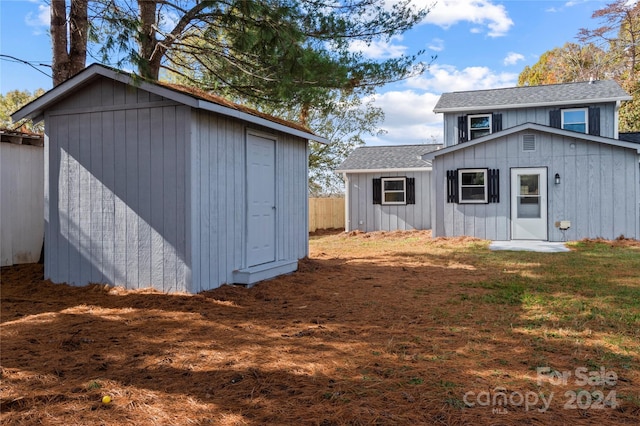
(69, 0, 88, 78)
(138, 0, 160, 79)
(51, 0, 89, 86)
(51, 0, 69, 86)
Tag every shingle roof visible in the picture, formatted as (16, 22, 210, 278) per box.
(433, 80, 632, 113)
(336, 144, 442, 172)
(620, 132, 640, 144)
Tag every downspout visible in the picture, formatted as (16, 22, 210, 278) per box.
(342, 172, 350, 232)
(614, 100, 621, 139)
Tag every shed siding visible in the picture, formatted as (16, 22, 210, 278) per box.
(44, 99, 190, 292)
(433, 130, 640, 241)
(442, 102, 618, 147)
(345, 170, 432, 232)
(190, 111, 308, 292)
(48, 78, 167, 112)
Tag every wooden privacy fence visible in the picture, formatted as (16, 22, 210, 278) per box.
(309, 197, 344, 232)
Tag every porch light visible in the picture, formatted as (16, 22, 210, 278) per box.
(555, 173, 560, 185)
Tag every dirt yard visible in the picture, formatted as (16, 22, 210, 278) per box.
(1, 230, 638, 425)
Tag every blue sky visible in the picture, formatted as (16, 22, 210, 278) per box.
(0, 0, 621, 144)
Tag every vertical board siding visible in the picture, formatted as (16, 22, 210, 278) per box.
(434, 130, 639, 240)
(0, 143, 44, 266)
(190, 111, 308, 291)
(45, 82, 189, 291)
(345, 170, 432, 232)
(442, 102, 618, 148)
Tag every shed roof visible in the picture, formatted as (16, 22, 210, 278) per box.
(12, 64, 327, 143)
(336, 144, 442, 173)
(433, 80, 632, 113)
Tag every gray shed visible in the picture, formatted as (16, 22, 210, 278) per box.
(12, 64, 326, 292)
(336, 144, 442, 232)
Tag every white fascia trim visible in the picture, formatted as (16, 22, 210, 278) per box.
(425, 122, 640, 158)
(335, 167, 432, 174)
(433, 97, 633, 114)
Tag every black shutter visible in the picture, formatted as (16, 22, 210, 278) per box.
(488, 169, 500, 203)
(446, 170, 458, 203)
(406, 178, 415, 204)
(458, 116, 467, 143)
(589, 106, 600, 136)
(549, 109, 561, 128)
(373, 178, 381, 204)
(492, 113, 502, 133)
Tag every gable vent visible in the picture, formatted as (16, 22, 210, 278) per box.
(522, 134, 536, 152)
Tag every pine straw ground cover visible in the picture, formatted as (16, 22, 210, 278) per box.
(1, 230, 639, 426)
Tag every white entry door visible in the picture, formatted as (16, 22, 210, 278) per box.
(246, 134, 276, 266)
(511, 168, 547, 240)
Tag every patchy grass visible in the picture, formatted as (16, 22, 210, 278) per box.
(1, 230, 639, 425)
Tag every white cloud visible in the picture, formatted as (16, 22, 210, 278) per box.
(407, 64, 518, 93)
(25, 4, 49, 35)
(503, 52, 525, 66)
(363, 90, 442, 145)
(363, 64, 519, 145)
(349, 36, 408, 59)
(418, 0, 514, 37)
(428, 38, 445, 52)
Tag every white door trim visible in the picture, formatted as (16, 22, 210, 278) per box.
(511, 167, 548, 240)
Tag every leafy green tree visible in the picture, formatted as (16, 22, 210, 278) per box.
(0, 89, 46, 133)
(519, 1, 639, 131)
(94, 0, 430, 118)
(264, 92, 385, 195)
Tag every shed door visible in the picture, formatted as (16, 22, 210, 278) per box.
(511, 168, 547, 240)
(247, 134, 276, 266)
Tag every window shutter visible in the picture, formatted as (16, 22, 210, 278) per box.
(373, 178, 381, 204)
(457, 116, 468, 143)
(446, 170, 458, 203)
(488, 169, 500, 203)
(589, 107, 600, 136)
(549, 109, 561, 128)
(492, 113, 502, 133)
(406, 177, 415, 204)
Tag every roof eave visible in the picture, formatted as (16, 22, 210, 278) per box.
(433, 96, 634, 114)
(11, 64, 328, 143)
(425, 123, 640, 159)
(335, 166, 432, 174)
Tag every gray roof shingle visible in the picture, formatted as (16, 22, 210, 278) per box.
(336, 144, 442, 171)
(434, 80, 632, 113)
(620, 132, 640, 144)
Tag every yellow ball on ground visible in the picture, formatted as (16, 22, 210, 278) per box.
(102, 395, 111, 404)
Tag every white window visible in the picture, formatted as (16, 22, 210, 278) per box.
(468, 114, 492, 140)
(458, 169, 488, 203)
(562, 108, 588, 133)
(382, 177, 406, 205)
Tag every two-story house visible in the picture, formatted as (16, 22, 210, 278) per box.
(425, 80, 640, 241)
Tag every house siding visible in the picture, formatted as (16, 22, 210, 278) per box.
(345, 170, 432, 232)
(44, 85, 190, 292)
(190, 110, 308, 292)
(442, 102, 619, 147)
(433, 130, 640, 241)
